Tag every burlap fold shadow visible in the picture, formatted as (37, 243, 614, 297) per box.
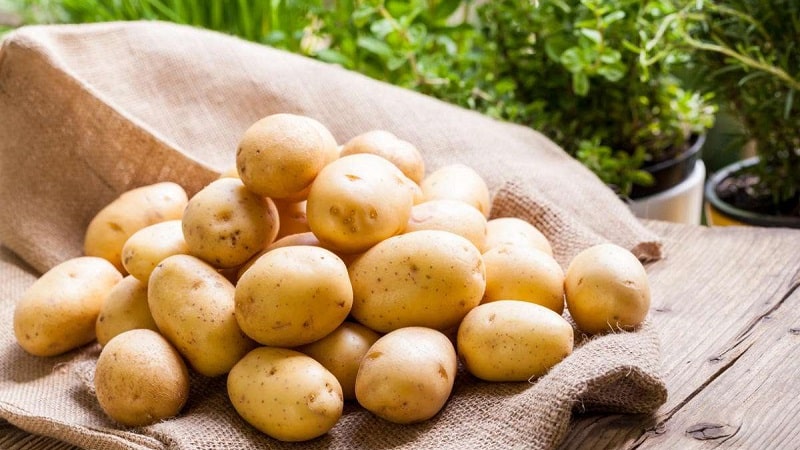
(0, 21, 666, 450)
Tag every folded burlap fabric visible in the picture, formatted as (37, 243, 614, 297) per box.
(0, 22, 667, 449)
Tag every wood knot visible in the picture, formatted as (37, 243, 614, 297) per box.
(686, 422, 738, 440)
(789, 327, 800, 335)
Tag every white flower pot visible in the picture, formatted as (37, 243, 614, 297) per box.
(628, 160, 706, 224)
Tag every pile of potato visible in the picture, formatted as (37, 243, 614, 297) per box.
(12, 113, 651, 442)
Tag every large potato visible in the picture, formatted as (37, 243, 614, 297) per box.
(565, 243, 651, 334)
(236, 113, 339, 200)
(296, 321, 381, 400)
(235, 246, 353, 347)
(306, 153, 416, 254)
(340, 130, 426, 184)
(404, 199, 487, 251)
(148, 254, 256, 377)
(273, 199, 310, 239)
(94, 329, 190, 427)
(484, 217, 552, 255)
(457, 300, 574, 382)
(182, 178, 279, 268)
(96, 275, 158, 347)
(419, 164, 490, 218)
(14, 257, 121, 357)
(228, 347, 343, 442)
(84, 182, 188, 272)
(349, 230, 486, 333)
(355, 327, 457, 424)
(482, 244, 565, 314)
(121, 219, 189, 282)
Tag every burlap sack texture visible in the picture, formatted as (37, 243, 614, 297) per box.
(0, 21, 667, 449)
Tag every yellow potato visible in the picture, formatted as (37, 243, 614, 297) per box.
(236, 113, 338, 200)
(148, 254, 256, 377)
(274, 199, 310, 239)
(228, 347, 343, 442)
(94, 329, 190, 427)
(182, 178, 279, 268)
(355, 327, 457, 424)
(14, 257, 122, 357)
(340, 130, 426, 184)
(564, 243, 651, 334)
(484, 217, 552, 255)
(235, 246, 353, 347)
(121, 220, 189, 282)
(419, 164, 491, 218)
(96, 275, 158, 347)
(404, 199, 487, 251)
(306, 153, 416, 253)
(457, 300, 574, 382)
(482, 244, 565, 314)
(296, 321, 381, 400)
(349, 230, 486, 333)
(84, 182, 188, 272)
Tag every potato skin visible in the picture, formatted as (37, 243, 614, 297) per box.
(457, 300, 574, 382)
(235, 246, 353, 347)
(565, 243, 651, 334)
(404, 199, 487, 251)
(340, 130, 425, 184)
(349, 230, 486, 333)
(484, 217, 552, 256)
(84, 182, 188, 272)
(148, 254, 256, 377)
(121, 220, 189, 282)
(182, 178, 279, 268)
(96, 275, 159, 347)
(355, 327, 457, 424)
(227, 347, 343, 442)
(94, 329, 190, 427)
(419, 164, 491, 218)
(482, 244, 565, 314)
(14, 257, 122, 357)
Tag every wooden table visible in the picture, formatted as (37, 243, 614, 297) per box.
(3, 221, 799, 449)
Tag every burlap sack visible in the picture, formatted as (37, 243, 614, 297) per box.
(0, 22, 667, 449)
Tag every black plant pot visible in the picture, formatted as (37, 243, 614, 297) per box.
(630, 134, 706, 200)
(704, 157, 800, 228)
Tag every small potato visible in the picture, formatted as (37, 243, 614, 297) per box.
(236, 113, 339, 200)
(148, 254, 256, 377)
(182, 178, 279, 268)
(484, 217, 552, 256)
(228, 347, 343, 442)
(94, 329, 190, 427)
(565, 243, 650, 334)
(274, 200, 310, 239)
(404, 199, 487, 251)
(355, 327, 457, 424)
(235, 246, 353, 347)
(419, 164, 490, 218)
(340, 130, 426, 184)
(306, 153, 416, 254)
(482, 244, 565, 314)
(349, 230, 486, 333)
(296, 321, 381, 400)
(14, 257, 122, 357)
(121, 220, 189, 282)
(84, 182, 188, 272)
(96, 275, 158, 347)
(457, 300, 574, 382)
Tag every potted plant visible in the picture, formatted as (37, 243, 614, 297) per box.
(669, 0, 799, 228)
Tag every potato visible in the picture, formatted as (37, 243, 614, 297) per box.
(228, 347, 343, 442)
(484, 217, 552, 255)
(340, 130, 426, 184)
(419, 164, 490, 218)
(564, 243, 651, 334)
(274, 199, 310, 239)
(94, 329, 190, 427)
(84, 182, 188, 272)
(349, 230, 486, 333)
(14, 257, 122, 357)
(404, 199, 487, 251)
(148, 254, 256, 377)
(355, 327, 457, 424)
(96, 275, 158, 347)
(182, 178, 279, 268)
(121, 220, 189, 282)
(306, 153, 416, 253)
(235, 246, 353, 347)
(482, 244, 565, 314)
(296, 321, 381, 400)
(236, 113, 338, 200)
(457, 300, 573, 382)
